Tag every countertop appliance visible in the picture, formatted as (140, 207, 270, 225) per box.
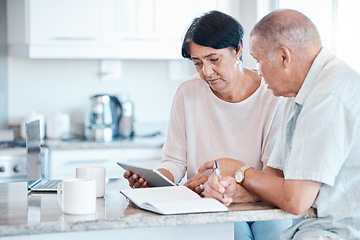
(85, 94, 122, 142)
(0, 141, 49, 183)
(118, 94, 134, 139)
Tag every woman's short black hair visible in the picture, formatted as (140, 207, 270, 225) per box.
(181, 10, 244, 60)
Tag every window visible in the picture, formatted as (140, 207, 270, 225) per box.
(278, 0, 360, 72)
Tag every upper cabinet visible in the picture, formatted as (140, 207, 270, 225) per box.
(7, 0, 102, 58)
(7, 0, 233, 59)
(29, 0, 101, 44)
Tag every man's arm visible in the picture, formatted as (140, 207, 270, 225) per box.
(201, 159, 322, 214)
(243, 166, 322, 215)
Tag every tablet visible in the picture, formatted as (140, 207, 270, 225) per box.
(117, 162, 176, 187)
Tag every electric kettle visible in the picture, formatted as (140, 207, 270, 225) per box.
(85, 94, 122, 141)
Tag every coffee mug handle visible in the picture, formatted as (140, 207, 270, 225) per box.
(57, 182, 63, 207)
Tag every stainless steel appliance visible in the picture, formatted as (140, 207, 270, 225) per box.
(0, 141, 49, 183)
(85, 94, 122, 142)
(0, 148, 27, 183)
(118, 94, 134, 139)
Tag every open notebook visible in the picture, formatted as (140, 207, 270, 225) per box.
(26, 119, 61, 192)
(121, 185, 228, 215)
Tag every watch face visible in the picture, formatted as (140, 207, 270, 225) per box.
(235, 171, 244, 183)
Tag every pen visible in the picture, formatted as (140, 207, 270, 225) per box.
(213, 161, 224, 199)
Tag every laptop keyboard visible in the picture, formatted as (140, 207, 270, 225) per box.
(33, 180, 61, 189)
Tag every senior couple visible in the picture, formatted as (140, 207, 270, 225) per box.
(124, 9, 360, 240)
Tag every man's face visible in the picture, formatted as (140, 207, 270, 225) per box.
(250, 35, 294, 97)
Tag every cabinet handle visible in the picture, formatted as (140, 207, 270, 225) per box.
(52, 37, 97, 41)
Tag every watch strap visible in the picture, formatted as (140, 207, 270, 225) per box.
(235, 165, 252, 184)
(240, 165, 252, 174)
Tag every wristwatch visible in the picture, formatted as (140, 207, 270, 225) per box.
(235, 165, 252, 184)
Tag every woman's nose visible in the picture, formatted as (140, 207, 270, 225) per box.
(202, 64, 214, 77)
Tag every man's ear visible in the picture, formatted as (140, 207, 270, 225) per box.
(279, 46, 291, 68)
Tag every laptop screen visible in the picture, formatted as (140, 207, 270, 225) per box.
(25, 120, 42, 183)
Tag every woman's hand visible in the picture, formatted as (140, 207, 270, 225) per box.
(123, 170, 148, 188)
(184, 174, 209, 194)
(123, 168, 174, 189)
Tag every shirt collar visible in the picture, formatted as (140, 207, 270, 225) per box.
(294, 47, 334, 105)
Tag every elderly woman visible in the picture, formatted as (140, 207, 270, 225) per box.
(125, 10, 292, 239)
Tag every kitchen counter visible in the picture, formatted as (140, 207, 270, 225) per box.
(44, 134, 166, 150)
(44, 121, 168, 150)
(0, 136, 166, 183)
(35, 134, 166, 180)
(0, 179, 316, 240)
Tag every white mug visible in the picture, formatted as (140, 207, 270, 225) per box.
(57, 178, 96, 215)
(76, 166, 106, 198)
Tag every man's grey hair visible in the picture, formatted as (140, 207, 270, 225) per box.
(250, 9, 322, 55)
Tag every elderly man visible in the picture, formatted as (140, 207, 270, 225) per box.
(201, 9, 360, 240)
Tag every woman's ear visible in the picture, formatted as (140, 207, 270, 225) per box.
(236, 43, 243, 59)
(279, 46, 291, 68)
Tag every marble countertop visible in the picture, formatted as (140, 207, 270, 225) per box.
(0, 179, 316, 237)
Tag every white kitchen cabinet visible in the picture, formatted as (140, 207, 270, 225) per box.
(7, 0, 102, 58)
(48, 148, 163, 179)
(7, 0, 233, 59)
(28, 0, 100, 44)
(99, 0, 223, 59)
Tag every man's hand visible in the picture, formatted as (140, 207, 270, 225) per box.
(203, 173, 235, 206)
(203, 173, 259, 206)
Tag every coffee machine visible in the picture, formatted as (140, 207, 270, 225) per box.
(85, 94, 122, 142)
(118, 93, 134, 139)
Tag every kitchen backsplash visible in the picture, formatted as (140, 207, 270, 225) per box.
(8, 57, 196, 138)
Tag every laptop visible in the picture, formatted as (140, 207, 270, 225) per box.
(26, 119, 61, 192)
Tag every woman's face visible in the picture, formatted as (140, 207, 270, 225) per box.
(189, 42, 240, 94)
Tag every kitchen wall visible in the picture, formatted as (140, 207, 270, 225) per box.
(4, 0, 274, 137)
(0, 0, 8, 129)
(8, 57, 194, 135)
